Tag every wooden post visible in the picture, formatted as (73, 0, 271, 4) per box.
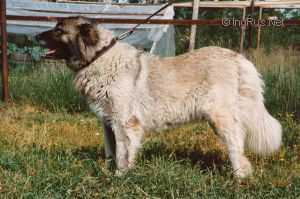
(257, 7, 263, 49)
(1, 0, 9, 102)
(239, 7, 246, 53)
(189, 0, 200, 51)
(247, 0, 255, 49)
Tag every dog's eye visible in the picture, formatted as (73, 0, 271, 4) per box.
(55, 29, 64, 35)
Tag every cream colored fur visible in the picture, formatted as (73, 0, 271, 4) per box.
(73, 28, 282, 178)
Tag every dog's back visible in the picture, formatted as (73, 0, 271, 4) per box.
(136, 47, 245, 129)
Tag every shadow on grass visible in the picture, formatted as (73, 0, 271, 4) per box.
(70, 140, 228, 174)
(72, 146, 105, 161)
(174, 149, 227, 170)
(141, 140, 228, 172)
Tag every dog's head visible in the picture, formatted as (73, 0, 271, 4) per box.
(36, 17, 112, 71)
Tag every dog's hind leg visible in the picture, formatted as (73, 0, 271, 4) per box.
(208, 109, 252, 178)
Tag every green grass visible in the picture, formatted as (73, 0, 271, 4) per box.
(0, 143, 298, 198)
(249, 48, 300, 117)
(0, 105, 299, 198)
(8, 62, 87, 113)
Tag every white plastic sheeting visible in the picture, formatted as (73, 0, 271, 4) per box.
(7, 0, 175, 57)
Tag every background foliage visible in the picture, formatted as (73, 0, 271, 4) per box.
(175, 7, 300, 54)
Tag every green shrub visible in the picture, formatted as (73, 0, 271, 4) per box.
(9, 64, 87, 113)
(249, 48, 300, 117)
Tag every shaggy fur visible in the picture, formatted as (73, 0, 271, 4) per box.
(37, 17, 282, 178)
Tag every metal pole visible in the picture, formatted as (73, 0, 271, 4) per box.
(247, 0, 255, 48)
(1, 0, 9, 102)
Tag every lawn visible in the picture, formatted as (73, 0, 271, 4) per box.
(0, 48, 300, 198)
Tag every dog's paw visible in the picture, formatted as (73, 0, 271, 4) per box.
(234, 157, 253, 178)
(114, 169, 128, 177)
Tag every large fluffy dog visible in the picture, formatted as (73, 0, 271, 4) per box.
(37, 17, 282, 178)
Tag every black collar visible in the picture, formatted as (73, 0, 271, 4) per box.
(78, 38, 117, 72)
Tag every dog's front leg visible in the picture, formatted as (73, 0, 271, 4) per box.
(124, 116, 144, 169)
(112, 116, 144, 175)
(102, 121, 116, 170)
(113, 123, 130, 175)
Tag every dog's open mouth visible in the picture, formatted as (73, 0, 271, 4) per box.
(46, 49, 56, 56)
(44, 49, 57, 58)
(36, 35, 69, 59)
(43, 49, 58, 59)
(43, 47, 68, 59)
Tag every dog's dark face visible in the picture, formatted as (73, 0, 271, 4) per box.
(36, 17, 100, 71)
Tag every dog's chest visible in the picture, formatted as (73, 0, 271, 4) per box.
(74, 70, 115, 120)
(88, 100, 112, 121)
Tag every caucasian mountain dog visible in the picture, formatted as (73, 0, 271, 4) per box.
(36, 17, 282, 178)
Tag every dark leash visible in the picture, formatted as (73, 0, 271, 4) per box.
(80, 2, 173, 70)
(116, 1, 173, 41)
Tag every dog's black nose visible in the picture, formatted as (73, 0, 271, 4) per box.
(35, 33, 46, 45)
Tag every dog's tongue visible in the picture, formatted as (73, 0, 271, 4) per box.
(46, 49, 56, 55)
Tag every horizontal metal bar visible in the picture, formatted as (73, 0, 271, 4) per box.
(6, 16, 223, 25)
(5, 15, 300, 26)
(174, 2, 250, 8)
(22, 9, 164, 16)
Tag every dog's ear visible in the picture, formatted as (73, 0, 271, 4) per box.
(78, 23, 99, 46)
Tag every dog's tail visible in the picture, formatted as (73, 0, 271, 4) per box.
(238, 58, 282, 155)
(242, 103, 282, 155)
